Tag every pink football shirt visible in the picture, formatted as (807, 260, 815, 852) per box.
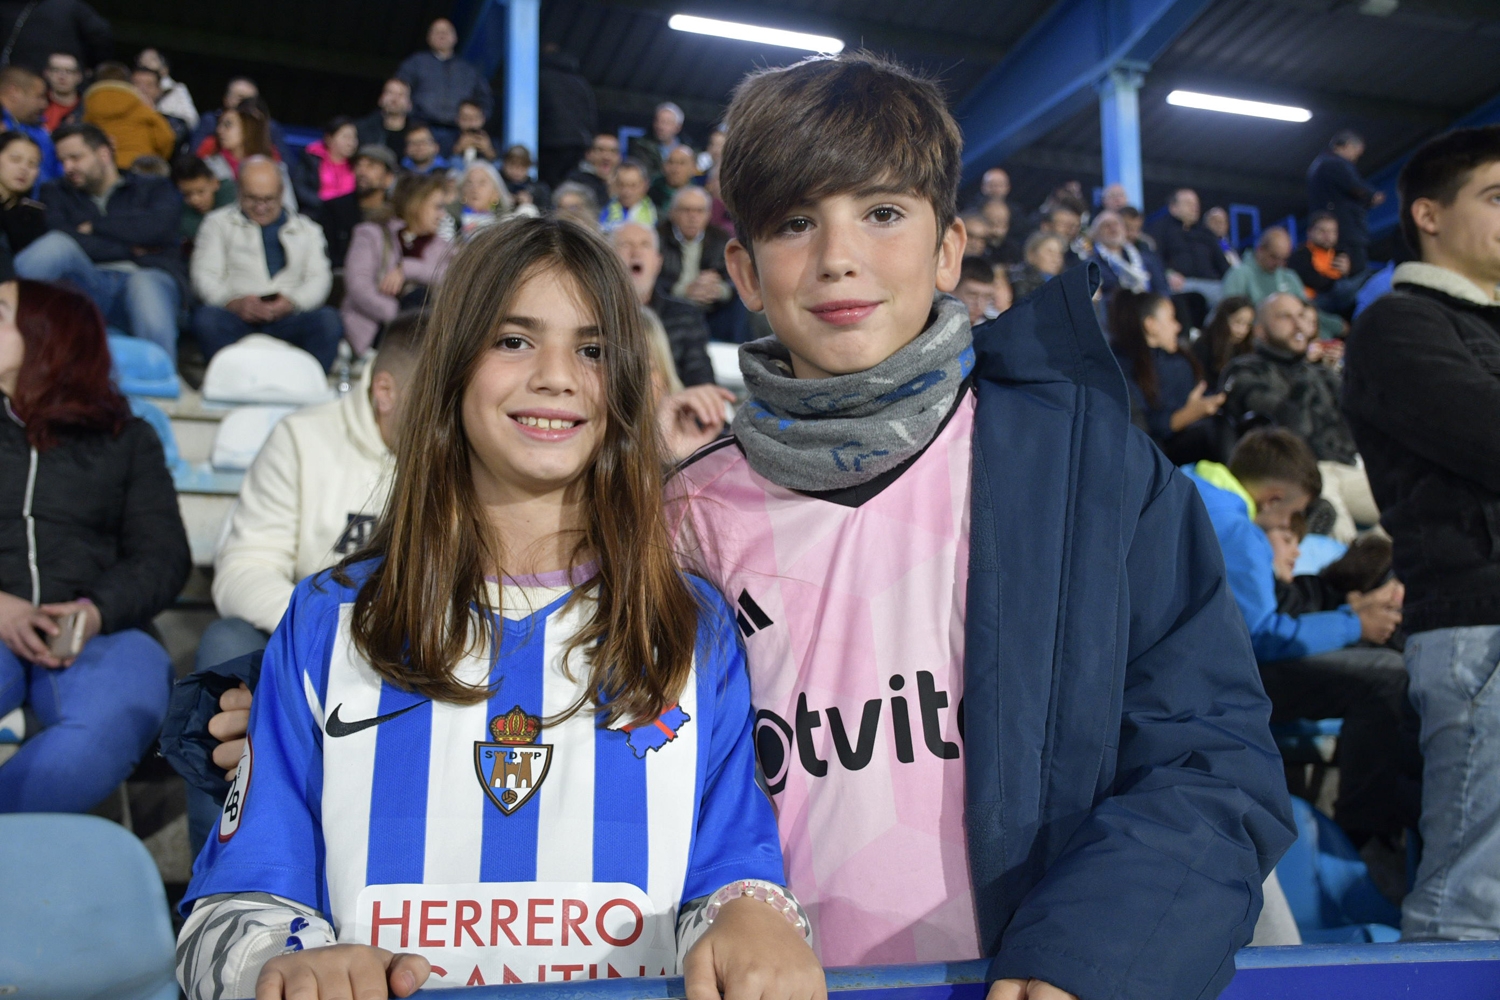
(669, 392, 980, 966)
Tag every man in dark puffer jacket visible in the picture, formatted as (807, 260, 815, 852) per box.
(1343, 125, 1500, 941)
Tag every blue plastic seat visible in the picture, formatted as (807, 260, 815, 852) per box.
(127, 397, 188, 476)
(1276, 796, 1401, 943)
(0, 813, 178, 999)
(108, 331, 180, 399)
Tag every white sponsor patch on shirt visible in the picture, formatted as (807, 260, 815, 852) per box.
(218, 735, 253, 842)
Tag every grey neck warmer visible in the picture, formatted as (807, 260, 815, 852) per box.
(732, 294, 974, 492)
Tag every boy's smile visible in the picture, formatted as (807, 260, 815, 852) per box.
(725, 190, 966, 380)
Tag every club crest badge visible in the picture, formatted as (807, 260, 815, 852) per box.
(475, 706, 553, 815)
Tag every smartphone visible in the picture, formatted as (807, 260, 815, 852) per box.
(46, 610, 87, 659)
(259, 293, 278, 302)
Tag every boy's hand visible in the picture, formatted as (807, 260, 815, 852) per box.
(255, 943, 429, 999)
(683, 897, 825, 1000)
(987, 979, 1078, 1000)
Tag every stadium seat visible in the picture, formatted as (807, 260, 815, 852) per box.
(127, 397, 188, 477)
(1275, 795, 1401, 943)
(211, 405, 297, 470)
(1273, 717, 1342, 803)
(201, 333, 335, 406)
(108, 332, 181, 399)
(0, 813, 177, 1000)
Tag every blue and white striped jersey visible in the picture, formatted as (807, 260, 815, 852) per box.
(183, 562, 783, 981)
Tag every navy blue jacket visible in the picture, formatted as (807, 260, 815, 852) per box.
(39, 172, 186, 292)
(967, 263, 1294, 999)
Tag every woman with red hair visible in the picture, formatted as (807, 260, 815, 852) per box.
(0, 279, 190, 812)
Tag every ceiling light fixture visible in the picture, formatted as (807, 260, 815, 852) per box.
(1166, 90, 1311, 122)
(667, 14, 845, 53)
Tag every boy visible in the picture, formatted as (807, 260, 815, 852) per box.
(1181, 430, 1410, 846)
(672, 53, 1293, 1000)
(173, 154, 233, 244)
(1343, 125, 1500, 939)
(955, 254, 997, 327)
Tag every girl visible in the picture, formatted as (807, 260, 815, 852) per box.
(453, 160, 520, 241)
(204, 99, 296, 215)
(178, 217, 821, 1000)
(0, 133, 45, 280)
(0, 279, 189, 811)
(294, 116, 359, 217)
(1191, 294, 1255, 389)
(342, 172, 453, 355)
(1109, 290, 1232, 465)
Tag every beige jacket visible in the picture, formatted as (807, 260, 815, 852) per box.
(211, 364, 393, 632)
(191, 204, 332, 313)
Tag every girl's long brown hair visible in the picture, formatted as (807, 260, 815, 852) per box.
(336, 216, 699, 725)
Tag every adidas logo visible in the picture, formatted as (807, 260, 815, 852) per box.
(735, 590, 774, 638)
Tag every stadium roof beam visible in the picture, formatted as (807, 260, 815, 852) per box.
(955, 0, 1217, 177)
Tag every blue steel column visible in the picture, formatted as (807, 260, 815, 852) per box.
(1098, 65, 1145, 210)
(504, 0, 541, 157)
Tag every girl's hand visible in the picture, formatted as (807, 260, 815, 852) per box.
(659, 384, 735, 460)
(37, 600, 101, 667)
(0, 590, 61, 666)
(255, 943, 430, 1000)
(684, 897, 825, 1000)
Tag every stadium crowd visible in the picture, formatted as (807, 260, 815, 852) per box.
(0, 8, 1499, 1000)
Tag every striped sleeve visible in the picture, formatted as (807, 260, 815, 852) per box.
(680, 580, 787, 901)
(176, 892, 335, 1000)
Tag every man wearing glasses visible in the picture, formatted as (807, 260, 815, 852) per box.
(188, 157, 341, 370)
(41, 52, 83, 131)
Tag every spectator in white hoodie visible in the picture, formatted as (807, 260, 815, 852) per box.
(182, 310, 426, 853)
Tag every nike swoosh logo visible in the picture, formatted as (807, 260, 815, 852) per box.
(325, 701, 425, 738)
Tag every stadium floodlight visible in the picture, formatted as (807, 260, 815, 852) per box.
(1166, 90, 1312, 123)
(667, 14, 845, 53)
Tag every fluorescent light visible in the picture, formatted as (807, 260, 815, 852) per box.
(1166, 90, 1311, 123)
(667, 14, 844, 53)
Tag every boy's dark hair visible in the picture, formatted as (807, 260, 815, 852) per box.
(1307, 210, 1336, 228)
(959, 256, 994, 287)
(1046, 196, 1086, 220)
(324, 114, 356, 137)
(1397, 125, 1500, 255)
(720, 52, 961, 252)
(1118, 205, 1142, 222)
(612, 158, 647, 181)
(1229, 428, 1322, 498)
(51, 122, 110, 151)
(171, 154, 215, 184)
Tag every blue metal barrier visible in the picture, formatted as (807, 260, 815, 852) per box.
(420, 944, 1500, 999)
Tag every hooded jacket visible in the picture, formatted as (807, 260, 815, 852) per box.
(1343, 261, 1500, 634)
(1182, 461, 1361, 662)
(0, 396, 190, 633)
(963, 263, 1293, 998)
(81, 79, 176, 168)
(211, 362, 394, 634)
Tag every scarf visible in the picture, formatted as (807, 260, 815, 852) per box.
(732, 294, 974, 492)
(1099, 241, 1151, 293)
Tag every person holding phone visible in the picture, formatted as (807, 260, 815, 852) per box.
(0, 278, 191, 812)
